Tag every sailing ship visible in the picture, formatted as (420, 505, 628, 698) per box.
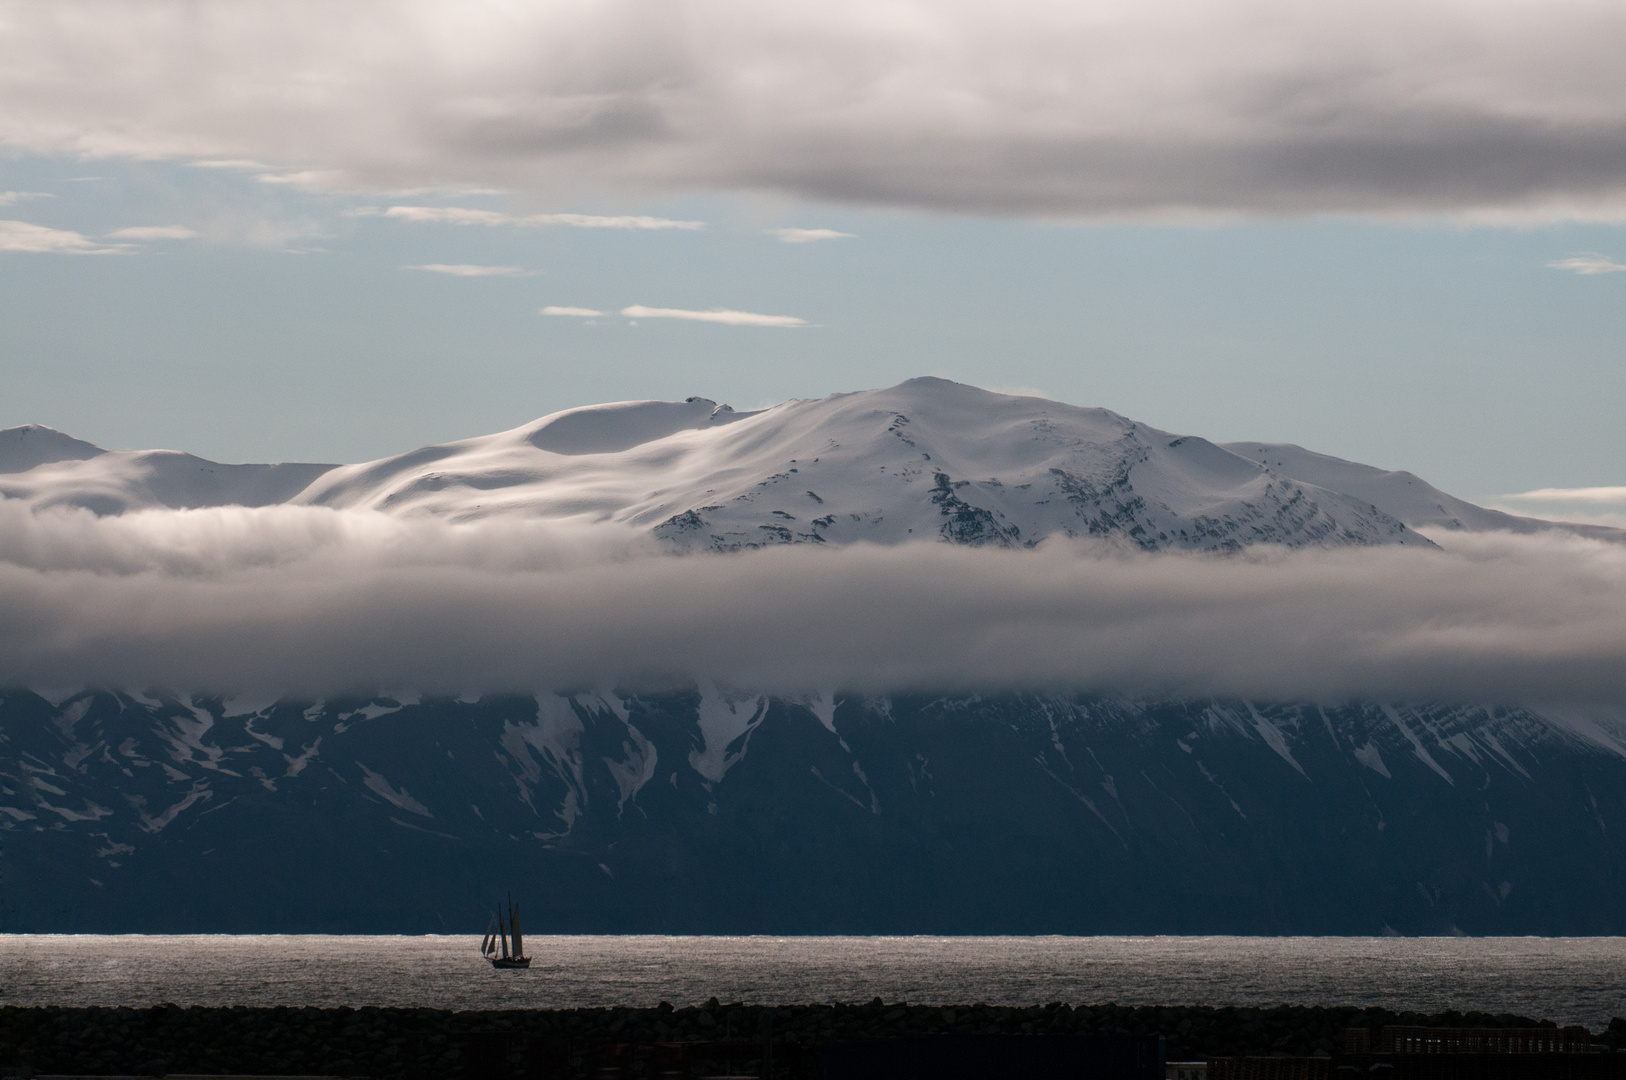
(481, 893, 530, 969)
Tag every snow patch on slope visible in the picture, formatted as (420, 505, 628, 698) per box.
(356, 763, 432, 817)
(690, 681, 767, 783)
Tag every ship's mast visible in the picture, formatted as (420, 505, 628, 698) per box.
(510, 896, 524, 959)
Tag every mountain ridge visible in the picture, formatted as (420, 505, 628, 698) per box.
(4, 378, 1609, 549)
(5, 380, 1626, 933)
(10, 685, 1626, 934)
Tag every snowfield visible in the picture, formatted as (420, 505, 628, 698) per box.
(4, 378, 1605, 550)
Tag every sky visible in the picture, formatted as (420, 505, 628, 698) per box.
(2, 0, 1625, 513)
(4, 0, 1626, 701)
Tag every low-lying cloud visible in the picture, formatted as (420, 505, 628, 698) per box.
(4, 501, 1626, 709)
(4, 1, 1626, 220)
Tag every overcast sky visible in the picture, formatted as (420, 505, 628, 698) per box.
(1, 0, 1624, 507)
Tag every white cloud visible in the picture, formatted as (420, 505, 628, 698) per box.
(1503, 486, 1626, 504)
(375, 206, 507, 226)
(1548, 255, 1626, 275)
(190, 159, 269, 170)
(987, 385, 1054, 402)
(525, 213, 703, 230)
(0, 220, 125, 254)
(542, 305, 604, 316)
(4, 2, 1626, 219)
(770, 228, 854, 243)
(1489, 486, 1626, 529)
(106, 225, 199, 240)
(369, 205, 705, 230)
(409, 263, 527, 276)
(619, 304, 806, 327)
(0, 191, 52, 206)
(4, 505, 1626, 709)
(254, 169, 345, 189)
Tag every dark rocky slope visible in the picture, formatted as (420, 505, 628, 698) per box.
(6, 688, 1626, 933)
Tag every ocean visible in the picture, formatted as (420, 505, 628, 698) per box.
(4, 936, 1624, 1029)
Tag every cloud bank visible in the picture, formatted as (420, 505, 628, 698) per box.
(3, 502, 1626, 708)
(4, 1, 1626, 219)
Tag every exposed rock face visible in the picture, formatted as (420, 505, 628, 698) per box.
(7, 687, 1626, 933)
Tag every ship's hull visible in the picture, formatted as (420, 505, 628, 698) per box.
(489, 957, 530, 969)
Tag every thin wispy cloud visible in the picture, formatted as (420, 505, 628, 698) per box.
(0, 191, 52, 206)
(361, 206, 704, 231)
(5, 506, 1626, 710)
(770, 228, 855, 243)
(194, 212, 325, 251)
(542, 306, 604, 317)
(190, 159, 269, 171)
(1548, 255, 1626, 275)
(255, 170, 344, 190)
(409, 263, 528, 277)
(1504, 486, 1626, 504)
(1490, 486, 1626, 530)
(106, 225, 199, 240)
(0, 220, 125, 254)
(619, 305, 807, 327)
(5, 2, 1626, 219)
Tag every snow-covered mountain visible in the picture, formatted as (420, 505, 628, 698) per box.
(1223, 440, 1624, 540)
(294, 378, 1431, 551)
(4, 378, 1605, 550)
(0, 424, 333, 515)
(6, 378, 1624, 934)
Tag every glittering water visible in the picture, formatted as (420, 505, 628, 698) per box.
(4, 937, 1626, 1030)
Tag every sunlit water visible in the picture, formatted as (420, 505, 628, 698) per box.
(4, 937, 1625, 1030)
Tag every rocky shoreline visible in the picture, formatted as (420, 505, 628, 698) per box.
(3, 1003, 1622, 1080)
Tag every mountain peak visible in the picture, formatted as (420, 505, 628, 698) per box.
(289, 381, 1430, 551)
(5, 382, 1610, 549)
(0, 424, 106, 474)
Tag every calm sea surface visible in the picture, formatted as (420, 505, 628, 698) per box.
(4, 937, 1625, 1030)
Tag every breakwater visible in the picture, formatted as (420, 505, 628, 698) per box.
(4, 1003, 1622, 1080)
